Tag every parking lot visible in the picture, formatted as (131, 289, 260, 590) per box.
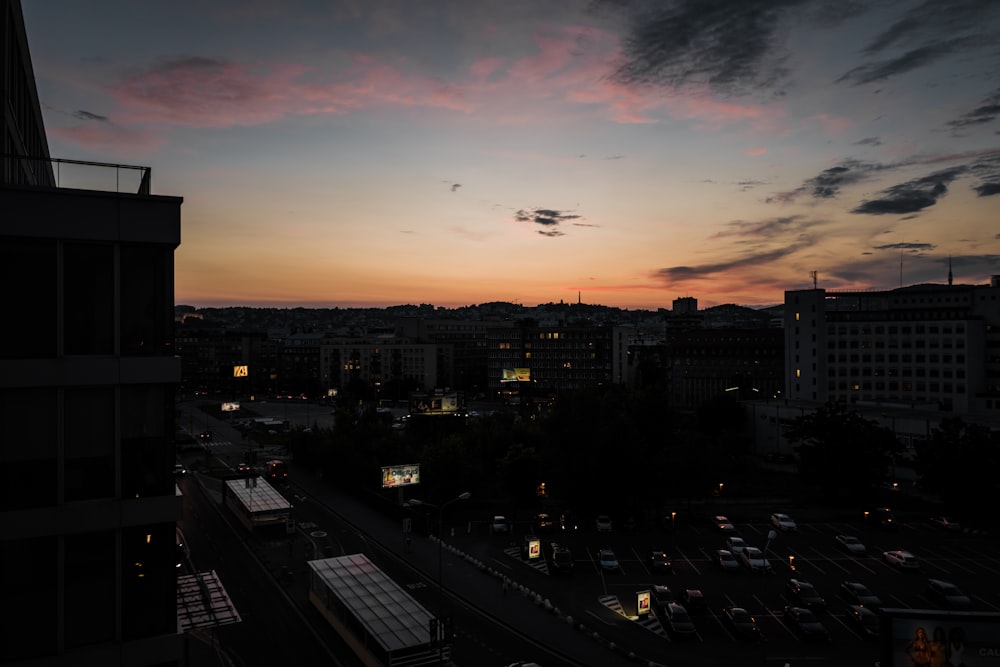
(451, 507, 1000, 665)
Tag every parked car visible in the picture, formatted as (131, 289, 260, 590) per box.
(713, 515, 738, 534)
(652, 584, 675, 609)
(926, 579, 972, 610)
(847, 605, 880, 638)
(771, 513, 798, 532)
(783, 606, 830, 642)
(680, 588, 705, 613)
(198, 430, 213, 442)
(595, 514, 613, 533)
(533, 512, 555, 533)
(835, 534, 867, 555)
(839, 581, 882, 608)
(559, 510, 578, 532)
(739, 546, 772, 573)
(872, 507, 897, 530)
(883, 549, 920, 570)
(491, 515, 509, 534)
(664, 602, 697, 638)
(725, 536, 748, 556)
(649, 550, 674, 574)
(722, 606, 762, 641)
(597, 548, 619, 572)
(237, 462, 251, 474)
(549, 543, 574, 573)
(716, 549, 741, 572)
(786, 578, 825, 612)
(929, 516, 962, 531)
(173, 463, 188, 477)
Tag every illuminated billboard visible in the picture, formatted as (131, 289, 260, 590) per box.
(502, 368, 531, 382)
(221, 402, 240, 412)
(525, 537, 541, 561)
(637, 590, 651, 615)
(381, 464, 420, 488)
(881, 608, 1000, 667)
(409, 392, 461, 415)
(233, 365, 248, 377)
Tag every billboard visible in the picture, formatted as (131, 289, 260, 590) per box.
(221, 401, 241, 412)
(233, 365, 248, 377)
(409, 392, 461, 415)
(381, 464, 420, 488)
(502, 368, 531, 382)
(637, 590, 651, 615)
(525, 537, 541, 561)
(881, 608, 1000, 667)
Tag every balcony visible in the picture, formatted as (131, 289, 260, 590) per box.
(2, 154, 151, 194)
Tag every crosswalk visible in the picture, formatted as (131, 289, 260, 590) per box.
(503, 546, 550, 575)
(599, 594, 667, 637)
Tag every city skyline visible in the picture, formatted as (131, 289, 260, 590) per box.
(23, 0, 1000, 310)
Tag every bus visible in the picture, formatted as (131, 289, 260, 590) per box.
(265, 459, 288, 484)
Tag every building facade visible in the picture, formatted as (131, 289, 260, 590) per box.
(1, 2, 184, 663)
(784, 280, 1000, 416)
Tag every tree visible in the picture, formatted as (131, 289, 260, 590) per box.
(784, 402, 898, 503)
(915, 417, 1000, 516)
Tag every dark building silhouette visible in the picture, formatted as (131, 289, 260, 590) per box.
(1, 2, 184, 664)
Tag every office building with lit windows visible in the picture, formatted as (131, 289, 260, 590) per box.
(784, 279, 1000, 417)
(2, 1, 184, 664)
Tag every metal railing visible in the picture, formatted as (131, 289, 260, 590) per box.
(2, 154, 151, 194)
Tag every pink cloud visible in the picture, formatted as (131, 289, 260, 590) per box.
(48, 123, 166, 156)
(809, 113, 852, 136)
(55, 24, 789, 152)
(746, 147, 768, 156)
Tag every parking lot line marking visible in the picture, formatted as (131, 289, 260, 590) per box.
(675, 547, 701, 575)
(827, 610, 863, 639)
(805, 545, 850, 573)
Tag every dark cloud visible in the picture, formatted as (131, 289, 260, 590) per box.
(949, 88, 1000, 130)
(73, 109, 108, 122)
(738, 179, 767, 191)
(854, 137, 882, 146)
(655, 243, 806, 280)
(976, 182, 1000, 196)
(861, 0, 1000, 55)
(450, 183, 461, 192)
(514, 208, 582, 236)
(836, 37, 983, 86)
(711, 214, 813, 239)
(805, 160, 883, 198)
(852, 166, 966, 215)
(603, 0, 810, 95)
(872, 242, 935, 251)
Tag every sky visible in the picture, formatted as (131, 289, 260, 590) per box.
(21, 0, 1000, 310)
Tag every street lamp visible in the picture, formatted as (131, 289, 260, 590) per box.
(404, 492, 471, 662)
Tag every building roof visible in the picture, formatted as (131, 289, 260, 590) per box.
(224, 477, 291, 513)
(308, 553, 435, 653)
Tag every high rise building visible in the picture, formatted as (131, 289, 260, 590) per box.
(784, 280, 1000, 416)
(1, 1, 184, 664)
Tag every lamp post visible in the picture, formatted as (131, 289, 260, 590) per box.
(404, 492, 471, 662)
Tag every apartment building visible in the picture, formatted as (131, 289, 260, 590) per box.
(1, 2, 184, 664)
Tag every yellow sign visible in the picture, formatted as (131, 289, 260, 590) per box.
(233, 365, 248, 377)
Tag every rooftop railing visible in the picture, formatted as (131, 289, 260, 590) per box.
(2, 154, 151, 195)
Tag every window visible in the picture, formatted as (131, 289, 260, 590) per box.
(64, 243, 114, 355)
(64, 388, 116, 501)
(0, 388, 58, 510)
(1, 239, 57, 358)
(121, 245, 173, 356)
(0, 537, 58, 661)
(64, 532, 116, 647)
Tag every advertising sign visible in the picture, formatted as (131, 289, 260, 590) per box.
(409, 392, 461, 415)
(502, 368, 532, 381)
(637, 590, 651, 615)
(881, 609, 1000, 667)
(221, 402, 240, 412)
(381, 464, 420, 488)
(233, 365, 248, 378)
(525, 537, 541, 560)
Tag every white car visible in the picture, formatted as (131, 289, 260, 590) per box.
(770, 513, 798, 532)
(597, 548, 619, 572)
(595, 514, 613, 533)
(739, 546, 772, 573)
(491, 515, 509, 534)
(835, 534, 866, 555)
(725, 536, 747, 556)
(882, 549, 920, 569)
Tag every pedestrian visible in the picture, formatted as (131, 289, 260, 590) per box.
(502, 577, 509, 595)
